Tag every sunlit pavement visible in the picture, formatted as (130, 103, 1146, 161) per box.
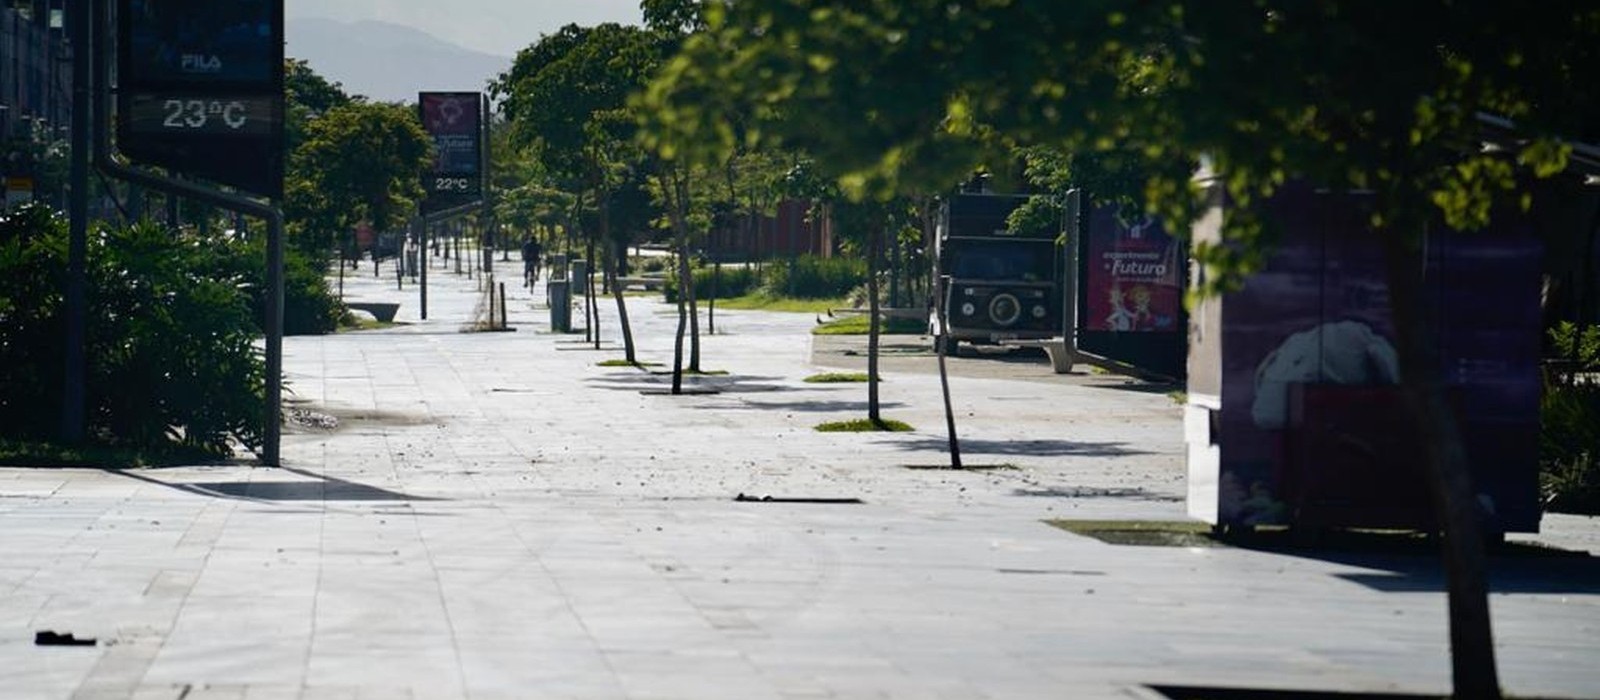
(2, 251, 1597, 699)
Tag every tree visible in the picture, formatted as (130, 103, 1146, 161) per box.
(285, 58, 355, 154)
(642, 3, 1600, 697)
(284, 101, 433, 262)
(494, 23, 671, 364)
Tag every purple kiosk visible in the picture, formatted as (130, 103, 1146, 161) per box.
(1185, 181, 1544, 533)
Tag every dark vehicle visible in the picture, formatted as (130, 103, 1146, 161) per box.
(930, 193, 1064, 354)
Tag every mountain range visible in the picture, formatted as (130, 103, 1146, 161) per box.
(286, 17, 512, 103)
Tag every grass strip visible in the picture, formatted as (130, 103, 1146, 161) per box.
(812, 315, 927, 335)
(814, 418, 915, 433)
(803, 372, 874, 383)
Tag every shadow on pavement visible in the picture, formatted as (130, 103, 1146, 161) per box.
(1326, 551, 1600, 595)
(703, 399, 909, 413)
(877, 436, 1148, 457)
(106, 465, 440, 503)
(1222, 529, 1600, 596)
(584, 374, 792, 394)
(1080, 380, 1182, 395)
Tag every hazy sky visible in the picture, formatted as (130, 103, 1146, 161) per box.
(286, 0, 644, 57)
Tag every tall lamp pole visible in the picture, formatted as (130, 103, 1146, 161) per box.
(61, 0, 91, 442)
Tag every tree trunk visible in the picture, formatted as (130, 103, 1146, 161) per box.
(657, 170, 694, 394)
(1380, 230, 1502, 700)
(602, 207, 637, 364)
(673, 236, 693, 394)
(587, 220, 600, 349)
(688, 259, 702, 372)
(867, 217, 883, 426)
(935, 273, 962, 468)
(710, 257, 720, 335)
(684, 189, 702, 372)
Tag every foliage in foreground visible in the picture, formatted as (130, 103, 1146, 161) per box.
(0, 205, 265, 454)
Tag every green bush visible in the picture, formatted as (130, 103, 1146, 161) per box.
(217, 241, 343, 336)
(1541, 380, 1600, 514)
(0, 205, 265, 454)
(760, 255, 866, 299)
(1548, 320, 1600, 370)
(663, 264, 761, 302)
(629, 254, 674, 275)
(1540, 322, 1600, 514)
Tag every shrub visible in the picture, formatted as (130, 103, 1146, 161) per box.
(1548, 320, 1600, 370)
(1541, 380, 1600, 514)
(210, 237, 343, 336)
(663, 264, 761, 302)
(0, 205, 265, 454)
(629, 254, 674, 275)
(760, 255, 866, 299)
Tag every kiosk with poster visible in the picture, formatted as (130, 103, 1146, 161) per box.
(1185, 184, 1543, 533)
(1075, 207, 1187, 379)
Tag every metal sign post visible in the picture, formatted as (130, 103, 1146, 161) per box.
(418, 91, 488, 323)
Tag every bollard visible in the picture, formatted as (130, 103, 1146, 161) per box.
(547, 279, 571, 332)
(499, 282, 508, 330)
(569, 259, 588, 298)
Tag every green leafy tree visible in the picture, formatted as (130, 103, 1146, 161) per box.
(642, 3, 1600, 697)
(285, 101, 433, 261)
(285, 58, 355, 154)
(494, 23, 672, 366)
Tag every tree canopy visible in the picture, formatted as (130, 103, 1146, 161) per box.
(643, 1, 1600, 285)
(285, 100, 432, 250)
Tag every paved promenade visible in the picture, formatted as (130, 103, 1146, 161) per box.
(2, 253, 1597, 699)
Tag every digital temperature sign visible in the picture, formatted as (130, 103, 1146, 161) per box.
(419, 92, 486, 214)
(117, 1, 284, 198)
(125, 95, 278, 136)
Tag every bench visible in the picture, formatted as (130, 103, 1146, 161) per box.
(999, 338, 1074, 374)
(346, 302, 400, 323)
(616, 276, 667, 291)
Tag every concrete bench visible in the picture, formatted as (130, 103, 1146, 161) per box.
(346, 302, 400, 323)
(616, 276, 667, 291)
(999, 338, 1074, 374)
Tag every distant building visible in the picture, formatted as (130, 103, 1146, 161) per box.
(2, 2, 70, 203)
(705, 199, 835, 261)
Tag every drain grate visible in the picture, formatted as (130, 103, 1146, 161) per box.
(734, 493, 864, 505)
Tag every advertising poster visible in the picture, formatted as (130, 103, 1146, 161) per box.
(1083, 208, 1182, 333)
(124, 0, 276, 86)
(1210, 187, 1542, 531)
(420, 93, 482, 178)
